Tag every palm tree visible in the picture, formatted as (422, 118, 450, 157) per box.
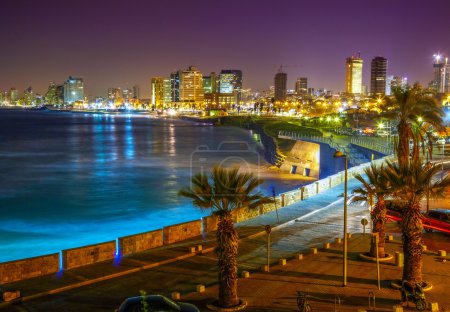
(384, 84, 444, 167)
(384, 160, 450, 284)
(352, 163, 389, 258)
(179, 166, 273, 308)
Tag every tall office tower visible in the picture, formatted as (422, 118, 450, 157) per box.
(385, 75, 394, 95)
(218, 70, 242, 104)
(170, 71, 181, 102)
(295, 77, 307, 95)
(45, 81, 57, 105)
(55, 85, 64, 104)
(180, 66, 204, 105)
(107, 88, 121, 101)
(64, 76, 84, 104)
(163, 78, 171, 105)
(122, 88, 133, 102)
(23, 87, 35, 105)
(370, 56, 387, 95)
(151, 77, 165, 109)
(9, 88, 19, 104)
(132, 85, 140, 99)
(345, 55, 363, 94)
(203, 72, 217, 94)
(274, 71, 287, 102)
(432, 54, 450, 94)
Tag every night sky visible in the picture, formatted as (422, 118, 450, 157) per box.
(1, 0, 449, 98)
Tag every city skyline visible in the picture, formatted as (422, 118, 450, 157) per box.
(1, 0, 449, 97)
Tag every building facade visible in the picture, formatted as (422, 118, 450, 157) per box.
(180, 66, 204, 106)
(295, 77, 307, 95)
(64, 76, 84, 104)
(345, 56, 363, 94)
(151, 77, 164, 109)
(274, 72, 287, 102)
(218, 70, 242, 105)
(370, 56, 387, 95)
(170, 71, 181, 103)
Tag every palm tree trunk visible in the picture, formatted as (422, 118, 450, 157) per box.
(370, 200, 386, 258)
(401, 203, 423, 284)
(217, 213, 239, 308)
(397, 120, 410, 168)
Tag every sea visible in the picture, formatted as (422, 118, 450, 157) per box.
(0, 110, 302, 262)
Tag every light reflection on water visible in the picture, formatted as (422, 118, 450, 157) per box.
(0, 111, 298, 262)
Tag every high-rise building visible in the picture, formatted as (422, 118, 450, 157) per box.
(218, 70, 242, 104)
(432, 54, 450, 94)
(180, 66, 204, 105)
(23, 87, 35, 106)
(163, 78, 171, 105)
(64, 76, 84, 104)
(9, 88, 19, 104)
(370, 56, 387, 95)
(55, 85, 64, 104)
(108, 88, 121, 101)
(295, 77, 307, 95)
(203, 72, 217, 94)
(45, 82, 57, 105)
(170, 71, 181, 103)
(345, 55, 363, 94)
(151, 77, 165, 109)
(132, 85, 140, 99)
(122, 88, 133, 102)
(274, 72, 287, 102)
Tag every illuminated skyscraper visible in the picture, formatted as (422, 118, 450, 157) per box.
(45, 82, 57, 105)
(274, 72, 287, 102)
(132, 85, 140, 99)
(432, 53, 449, 94)
(170, 71, 181, 103)
(108, 88, 121, 101)
(151, 77, 164, 109)
(345, 55, 363, 94)
(122, 88, 132, 102)
(370, 56, 387, 95)
(9, 88, 19, 104)
(203, 72, 217, 94)
(295, 77, 307, 95)
(180, 66, 204, 105)
(218, 70, 242, 104)
(163, 78, 171, 105)
(64, 76, 84, 104)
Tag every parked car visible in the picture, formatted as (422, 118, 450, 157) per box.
(422, 209, 450, 234)
(116, 295, 200, 312)
(385, 200, 403, 223)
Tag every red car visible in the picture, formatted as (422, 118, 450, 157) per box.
(422, 209, 450, 234)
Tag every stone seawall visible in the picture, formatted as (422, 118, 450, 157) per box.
(62, 241, 116, 270)
(0, 253, 59, 284)
(119, 229, 163, 256)
(163, 220, 202, 245)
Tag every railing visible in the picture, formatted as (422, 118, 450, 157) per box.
(350, 137, 394, 155)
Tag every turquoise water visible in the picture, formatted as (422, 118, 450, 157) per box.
(0, 111, 298, 262)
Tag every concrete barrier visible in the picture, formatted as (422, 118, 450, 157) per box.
(279, 258, 286, 265)
(395, 252, 404, 267)
(196, 284, 205, 293)
(241, 271, 250, 278)
(62, 241, 116, 270)
(118, 229, 163, 256)
(0, 253, 59, 284)
(295, 253, 303, 260)
(438, 250, 447, 257)
(171, 292, 180, 300)
(163, 220, 202, 245)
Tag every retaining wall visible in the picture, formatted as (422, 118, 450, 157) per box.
(0, 253, 59, 284)
(119, 229, 163, 256)
(62, 241, 116, 270)
(163, 219, 202, 245)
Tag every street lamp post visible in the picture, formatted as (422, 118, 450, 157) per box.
(334, 150, 348, 287)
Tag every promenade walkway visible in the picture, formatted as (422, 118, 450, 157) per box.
(1, 180, 449, 311)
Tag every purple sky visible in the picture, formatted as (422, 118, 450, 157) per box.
(1, 0, 449, 98)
